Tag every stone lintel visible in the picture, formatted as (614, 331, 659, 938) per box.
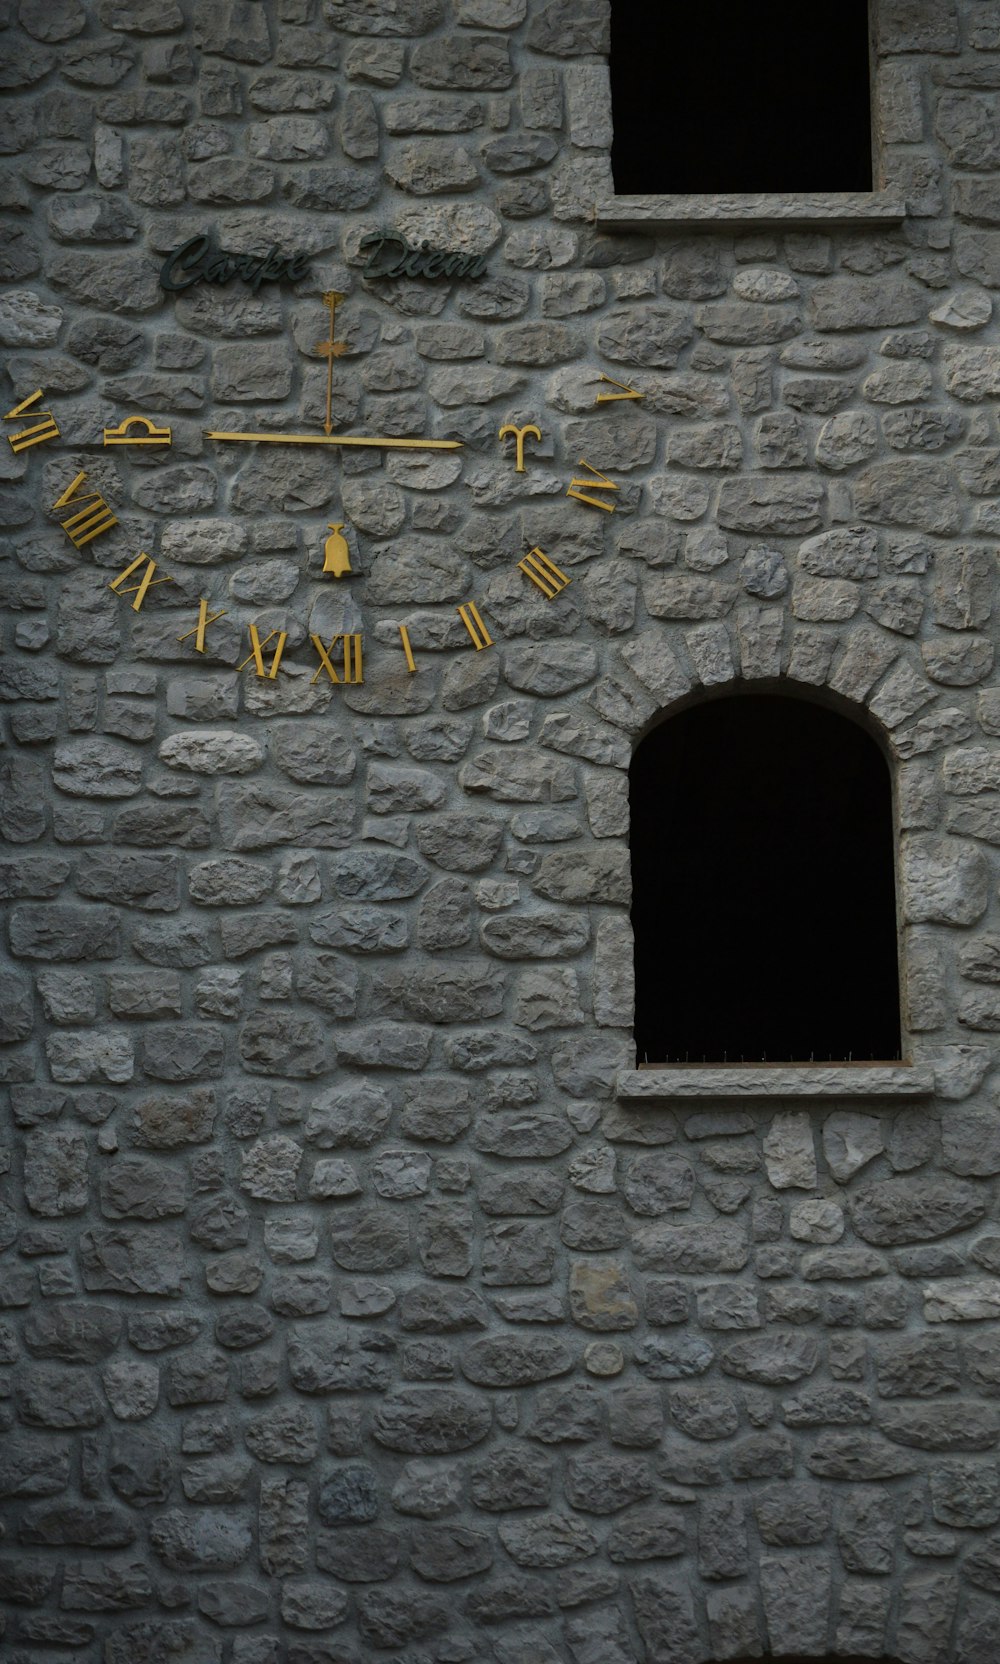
(594, 191, 907, 233)
(617, 1064, 935, 1101)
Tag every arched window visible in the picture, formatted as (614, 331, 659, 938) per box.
(630, 694, 901, 1067)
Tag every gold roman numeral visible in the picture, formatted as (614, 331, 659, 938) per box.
(457, 602, 492, 650)
(5, 389, 60, 452)
(518, 547, 571, 599)
(398, 625, 417, 674)
(238, 625, 287, 680)
(566, 458, 619, 513)
(595, 374, 644, 403)
(310, 633, 363, 685)
(178, 599, 228, 654)
(52, 472, 118, 548)
(108, 554, 172, 612)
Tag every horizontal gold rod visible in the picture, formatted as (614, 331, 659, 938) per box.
(204, 430, 462, 451)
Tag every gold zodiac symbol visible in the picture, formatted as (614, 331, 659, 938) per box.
(103, 415, 172, 446)
(499, 422, 542, 474)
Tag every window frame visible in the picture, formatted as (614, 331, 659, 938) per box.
(614, 684, 938, 1106)
(596, 0, 907, 235)
(628, 691, 904, 1073)
(616, 1063, 935, 1102)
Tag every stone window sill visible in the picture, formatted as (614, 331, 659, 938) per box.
(594, 191, 907, 234)
(617, 1064, 935, 1102)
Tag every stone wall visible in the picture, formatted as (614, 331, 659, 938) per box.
(2, 1, 1000, 1660)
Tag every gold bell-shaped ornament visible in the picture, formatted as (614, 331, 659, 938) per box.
(323, 522, 351, 577)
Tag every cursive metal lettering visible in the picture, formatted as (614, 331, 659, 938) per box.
(359, 230, 487, 282)
(159, 232, 312, 294)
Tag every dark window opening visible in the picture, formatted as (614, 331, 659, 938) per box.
(610, 0, 873, 195)
(630, 695, 901, 1066)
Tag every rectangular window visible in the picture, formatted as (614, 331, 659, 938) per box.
(601, 0, 904, 232)
(611, 0, 873, 195)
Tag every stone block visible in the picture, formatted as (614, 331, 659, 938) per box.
(902, 835, 989, 924)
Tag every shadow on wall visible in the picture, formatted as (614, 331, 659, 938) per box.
(629, 691, 901, 1066)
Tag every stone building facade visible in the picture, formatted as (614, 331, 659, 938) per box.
(2, 1, 1000, 1661)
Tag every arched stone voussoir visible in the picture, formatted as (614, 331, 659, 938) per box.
(620, 612, 916, 768)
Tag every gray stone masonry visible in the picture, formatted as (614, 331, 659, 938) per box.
(2, 0, 1000, 1660)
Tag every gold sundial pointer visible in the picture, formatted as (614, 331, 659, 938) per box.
(316, 290, 348, 436)
(206, 291, 462, 451)
(203, 430, 462, 451)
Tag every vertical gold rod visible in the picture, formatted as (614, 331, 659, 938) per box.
(324, 302, 336, 437)
(319, 291, 346, 438)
